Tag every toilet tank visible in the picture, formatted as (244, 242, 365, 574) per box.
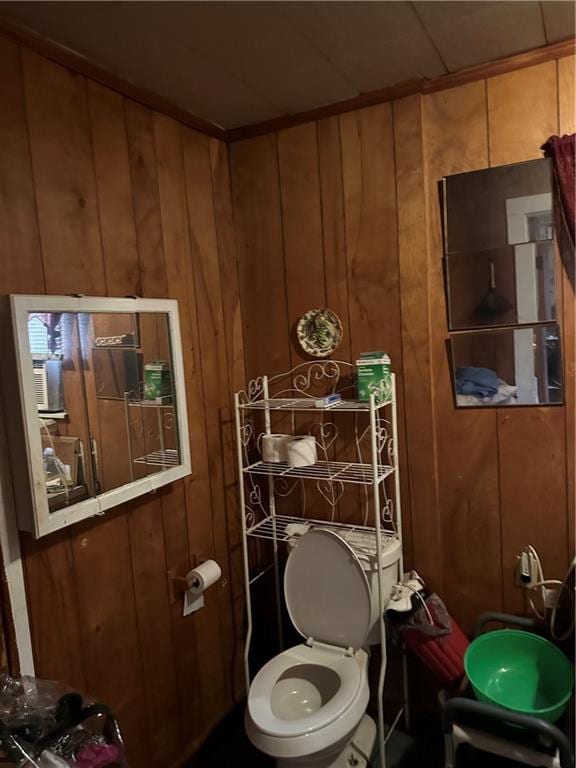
(337, 532, 402, 646)
(286, 527, 402, 647)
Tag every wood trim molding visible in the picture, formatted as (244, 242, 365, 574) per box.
(0, 16, 228, 141)
(228, 37, 576, 141)
(0, 13, 573, 144)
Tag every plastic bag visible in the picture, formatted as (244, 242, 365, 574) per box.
(0, 675, 127, 768)
(400, 593, 454, 637)
(399, 594, 470, 685)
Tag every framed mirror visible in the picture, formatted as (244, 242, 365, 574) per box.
(4, 295, 191, 538)
(443, 158, 557, 330)
(451, 323, 563, 408)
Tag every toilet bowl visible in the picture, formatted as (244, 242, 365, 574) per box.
(246, 642, 369, 761)
(246, 527, 400, 766)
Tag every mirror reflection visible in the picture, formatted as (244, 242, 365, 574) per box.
(29, 310, 181, 511)
(30, 311, 95, 511)
(451, 323, 563, 407)
(447, 241, 556, 329)
(443, 158, 556, 331)
(444, 158, 553, 254)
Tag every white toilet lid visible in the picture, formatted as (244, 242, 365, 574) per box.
(284, 529, 371, 650)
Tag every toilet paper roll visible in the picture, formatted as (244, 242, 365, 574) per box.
(186, 560, 222, 595)
(261, 433, 291, 463)
(286, 436, 318, 467)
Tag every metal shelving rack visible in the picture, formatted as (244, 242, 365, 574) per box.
(123, 393, 179, 478)
(234, 360, 406, 767)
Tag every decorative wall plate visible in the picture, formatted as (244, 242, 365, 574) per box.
(296, 308, 343, 358)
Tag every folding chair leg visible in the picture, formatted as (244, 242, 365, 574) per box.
(444, 733, 456, 768)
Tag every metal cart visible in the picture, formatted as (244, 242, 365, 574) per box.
(441, 612, 574, 768)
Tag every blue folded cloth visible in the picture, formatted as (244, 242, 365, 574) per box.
(455, 366, 500, 397)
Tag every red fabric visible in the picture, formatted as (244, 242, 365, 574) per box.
(401, 614, 469, 685)
(542, 134, 576, 251)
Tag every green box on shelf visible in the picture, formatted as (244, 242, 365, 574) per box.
(356, 352, 392, 404)
(144, 361, 172, 402)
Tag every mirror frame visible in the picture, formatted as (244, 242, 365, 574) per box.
(7, 294, 191, 538)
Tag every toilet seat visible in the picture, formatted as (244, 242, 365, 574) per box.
(248, 642, 363, 738)
(284, 528, 372, 650)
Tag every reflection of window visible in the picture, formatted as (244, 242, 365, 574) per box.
(528, 210, 553, 241)
(28, 314, 64, 359)
(506, 193, 552, 244)
(28, 316, 50, 356)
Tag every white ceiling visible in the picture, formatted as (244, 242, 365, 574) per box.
(0, 1, 573, 130)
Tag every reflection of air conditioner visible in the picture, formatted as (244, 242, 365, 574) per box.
(33, 359, 65, 412)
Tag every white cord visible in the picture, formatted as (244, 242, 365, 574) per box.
(550, 576, 575, 643)
(402, 583, 434, 626)
(525, 544, 548, 619)
(525, 545, 575, 642)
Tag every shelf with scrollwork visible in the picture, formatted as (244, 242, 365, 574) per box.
(238, 397, 391, 412)
(235, 360, 405, 761)
(245, 513, 399, 552)
(235, 360, 394, 412)
(243, 459, 394, 485)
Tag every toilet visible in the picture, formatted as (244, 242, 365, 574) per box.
(246, 527, 401, 767)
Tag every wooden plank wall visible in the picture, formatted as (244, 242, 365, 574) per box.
(0, 35, 245, 768)
(0, 29, 573, 764)
(230, 108, 415, 563)
(230, 54, 575, 634)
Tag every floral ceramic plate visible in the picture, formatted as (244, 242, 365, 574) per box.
(296, 308, 343, 358)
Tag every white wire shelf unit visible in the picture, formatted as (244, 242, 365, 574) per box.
(238, 397, 391, 412)
(243, 459, 394, 485)
(245, 512, 399, 549)
(123, 393, 179, 479)
(234, 360, 406, 768)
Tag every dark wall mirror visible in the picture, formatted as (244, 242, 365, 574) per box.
(443, 158, 556, 331)
(451, 323, 563, 408)
(442, 157, 563, 409)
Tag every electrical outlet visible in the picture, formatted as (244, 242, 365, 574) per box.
(515, 550, 539, 588)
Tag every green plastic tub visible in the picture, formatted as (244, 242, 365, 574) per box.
(465, 630, 574, 723)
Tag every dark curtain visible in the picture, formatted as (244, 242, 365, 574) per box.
(542, 134, 575, 286)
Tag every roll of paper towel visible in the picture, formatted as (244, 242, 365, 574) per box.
(261, 433, 291, 463)
(287, 436, 317, 467)
(186, 560, 222, 595)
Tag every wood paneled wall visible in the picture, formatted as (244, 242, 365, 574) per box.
(0, 34, 245, 768)
(230, 55, 575, 632)
(0, 28, 574, 765)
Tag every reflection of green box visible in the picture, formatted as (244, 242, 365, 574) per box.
(356, 352, 392, 404)
(144, 361, 172, 402)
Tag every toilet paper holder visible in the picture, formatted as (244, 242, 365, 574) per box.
(168, 558, 222, 616)
(167, 555, 210, 600)
(168, 571, 191, 599)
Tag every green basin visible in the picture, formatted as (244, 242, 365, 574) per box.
(465, 630, 574, 723)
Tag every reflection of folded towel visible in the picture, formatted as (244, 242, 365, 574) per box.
(455, 366, 499, 397)
(457, 381, 518, 407)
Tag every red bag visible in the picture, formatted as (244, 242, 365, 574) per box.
(400, 594, 469, 685)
